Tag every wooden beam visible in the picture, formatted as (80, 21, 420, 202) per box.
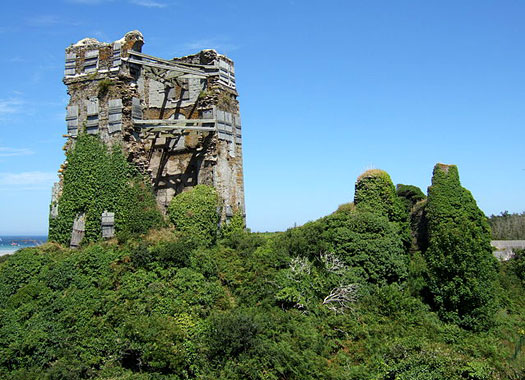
(134, 118, 216, 126)
(125, 57, 210, 80)
(128, 50, 216, 69)
(128, 51, 216, 69)
(138, 125, 216, 132)
(126, 52, 211, 77)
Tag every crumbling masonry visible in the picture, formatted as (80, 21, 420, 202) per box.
(51, 31, 245, 241)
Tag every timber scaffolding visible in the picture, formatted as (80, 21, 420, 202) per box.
(123, 50, 239, 139)
(53, 30, 245, 230)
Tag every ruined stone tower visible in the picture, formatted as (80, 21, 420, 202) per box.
(52, 31, 245, 226)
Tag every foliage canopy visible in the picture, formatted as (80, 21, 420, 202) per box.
(2, 164, 522, 378)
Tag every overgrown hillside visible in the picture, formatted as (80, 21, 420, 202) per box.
(1, 164, 524, 379)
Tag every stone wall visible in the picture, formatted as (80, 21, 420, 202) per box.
(491, 240, 525, 261)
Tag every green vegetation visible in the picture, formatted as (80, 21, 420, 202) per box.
(2, 164, 523, 378)
(167, 185, 219, 247)
(97, 78, 114, 98)
(48, 133, 164, 246)
(396, 183, 426, 212)
(489, 211, 525, 240)
(424, 164, 498, 331)
(355, 169, 407, 223)
(397, 184, 428, 252)
(354, 169, 411, 249)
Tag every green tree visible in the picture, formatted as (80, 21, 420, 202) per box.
(424, 163, 498, 330)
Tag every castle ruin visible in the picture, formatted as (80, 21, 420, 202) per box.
(51, 31, 245, 240)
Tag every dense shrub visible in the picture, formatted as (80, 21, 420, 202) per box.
(48, 133, 163, 246)
(354, 170, 407, 223)
(167, 185, 219, 247)
(396, 184, 428, 251)
(509, 249, 525, 283)
(278, 208, 408, 286)
(204, 309, 260, 361)
(424, 163, 498, 330)
(219, 211, 246, 248)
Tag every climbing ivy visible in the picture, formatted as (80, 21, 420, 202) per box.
(354, 169, 411, 249)
(48, 134, 163, 246)
(396, 184, 426, 212)
(424, 164, 498, 330)
(167, 185, 219, 247)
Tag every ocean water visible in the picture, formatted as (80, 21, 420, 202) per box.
(0, 236, 47, 257)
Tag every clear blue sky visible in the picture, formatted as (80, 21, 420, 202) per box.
(0, 0, 523, 235)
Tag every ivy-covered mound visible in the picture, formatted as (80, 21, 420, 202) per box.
(424, 163, 499, 331)
(1, 165, 524, 379)
(354, 169, 411, 249)
(48, 134, 164, 245)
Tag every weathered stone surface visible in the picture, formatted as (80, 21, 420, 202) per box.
(491, 240, 525, 261)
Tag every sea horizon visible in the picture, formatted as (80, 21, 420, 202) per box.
(0, 235, 48, 257)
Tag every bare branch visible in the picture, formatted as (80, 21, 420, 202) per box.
(323, 284, 360, 313)
(320, 252, 346, 273)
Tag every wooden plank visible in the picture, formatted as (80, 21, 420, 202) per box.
(123, 57, 209, 78)
(85, 50, 99, 59)
(139, 125, 216, 132)
(129, 51, 215, 70)
(134, 118, 216, 125)
(126, 54, 207, 76)
(70, 213, 86, 248)
(132, 97, 142, 119)
(142, 133, 181, 139)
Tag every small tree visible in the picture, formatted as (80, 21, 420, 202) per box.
(424, 163, 498, 330)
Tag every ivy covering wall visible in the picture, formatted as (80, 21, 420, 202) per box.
(48, 134, 164, 246)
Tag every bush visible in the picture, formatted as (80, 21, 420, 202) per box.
(278, 208, 408, 286)
(219, 211, 246, 248)
(509, 249, 525, 283)
(167, 185, 219, 247)
(355, 170, 407, 223)
(424, 163, 498, 330)
(204, 309, 260, 362)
